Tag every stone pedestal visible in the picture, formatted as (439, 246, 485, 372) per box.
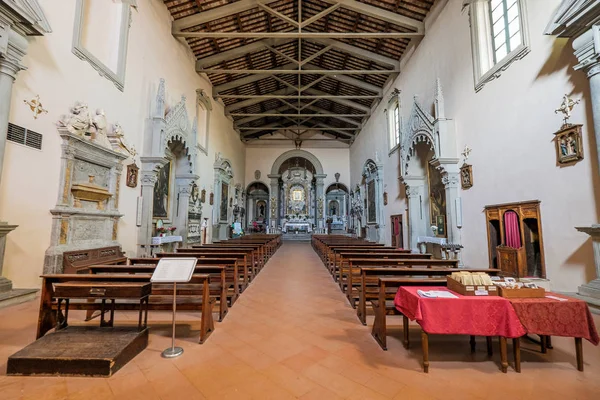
(575, 225, 600, 299)
(0, 221, 18, 293)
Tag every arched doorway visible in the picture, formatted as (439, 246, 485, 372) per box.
(246, 181, 269, 233)
(326, 182, 349, 233)
(268, 150, 326, 232)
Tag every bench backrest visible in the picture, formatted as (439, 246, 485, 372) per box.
(63, 246, 126, 274)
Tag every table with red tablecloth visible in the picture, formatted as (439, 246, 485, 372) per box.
(394, 286, 526, 372)
(394, 287, 599, 373)
(507, 293, 599, 371)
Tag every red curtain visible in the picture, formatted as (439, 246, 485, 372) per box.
(393, 218, 400, 235)
(504, 211, 522, 248)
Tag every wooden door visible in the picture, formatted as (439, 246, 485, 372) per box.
(390, 214, 403, 249)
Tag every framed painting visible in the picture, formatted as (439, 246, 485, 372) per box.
(428, 161, 446, 233)
(367, 180, 376, 223)
(219, 182, 229, 222)
(460, 164, 473, 189)
(153, 161, 172, 219)
(126, 162, 138, 188)
(555, 124, 583, 164)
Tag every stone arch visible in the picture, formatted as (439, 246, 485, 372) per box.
(270, 149, 325, 176)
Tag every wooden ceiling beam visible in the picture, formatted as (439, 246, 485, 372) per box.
(320, 0, 424, 33)
(173, 0, 264, 31)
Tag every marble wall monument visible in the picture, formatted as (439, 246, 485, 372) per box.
(44, 104, 128, 273)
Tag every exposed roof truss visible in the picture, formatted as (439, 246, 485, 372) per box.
(164, 0, 436, 146)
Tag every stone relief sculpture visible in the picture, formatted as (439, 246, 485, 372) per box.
(107, 123, 137, 157)
(56, 103, 116, 150)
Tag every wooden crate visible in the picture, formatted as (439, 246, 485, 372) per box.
(446, 276, 499, 296)
(498, 286, 545, 298)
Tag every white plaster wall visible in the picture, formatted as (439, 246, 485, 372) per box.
(245, 146, 350, 191)
(0, 0, 245, 288)
(350, 0, 599, 292)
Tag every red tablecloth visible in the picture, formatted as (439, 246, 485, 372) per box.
(394, 286, 526, 338)
(509, 294, 599, 345)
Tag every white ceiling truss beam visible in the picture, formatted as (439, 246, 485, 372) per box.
(217, 94, 380, 99)
(320, 0, 424, 33)
(174, 31, 423, 39)
(257, 1, 299, 28)
(230, 112, 366, 117)
(299, 45, 332, 66)
(300, 3, 343, 28)
(198, 68, 398, 75)
(265, 44, 300, 65)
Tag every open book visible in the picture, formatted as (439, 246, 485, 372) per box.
(417, 290, 458, 299)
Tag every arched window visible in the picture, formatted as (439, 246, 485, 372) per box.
(386, 89, 401, 152)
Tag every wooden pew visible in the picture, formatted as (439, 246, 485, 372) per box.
(36, 273, 215, 344)
(62, 246, 127, 274)
(336, 250, 428, 285)
(88, 264, 231, 322)
(366, 268, 501, 350)
(128, 257, 240, 304)
(156, 252, 249, 292)
(186, 245, 262, 276)
(344, 257, 451, 306)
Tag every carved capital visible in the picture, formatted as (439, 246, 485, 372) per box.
(405, 186, 420, 198)
(179, 185, 193, 196)
(0, 28, 28, 79)
(442, 172, 460, 189)
(62, 144, 77, 159)
(140, 171, 158, 186)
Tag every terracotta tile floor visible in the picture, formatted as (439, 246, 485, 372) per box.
(1, 242, 600, 399)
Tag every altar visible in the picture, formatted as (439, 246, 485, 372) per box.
(282, 222, 312, 233)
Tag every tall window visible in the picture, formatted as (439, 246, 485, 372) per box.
(387, 89, 401, 152)
(467, 0, 529, 92)
(490, 0, 522, 63)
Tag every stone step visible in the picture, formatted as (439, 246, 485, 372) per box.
(0, 289, 39, 309)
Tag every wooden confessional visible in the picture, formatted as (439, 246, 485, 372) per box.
(484, 200, 546, 278)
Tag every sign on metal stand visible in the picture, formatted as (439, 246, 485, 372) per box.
(150, 257, 197, 358)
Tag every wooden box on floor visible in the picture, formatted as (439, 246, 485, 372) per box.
(446, 276, 499, 296)
(7, 327, 148, 377)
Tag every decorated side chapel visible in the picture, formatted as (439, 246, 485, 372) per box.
(397, 80, 462, 260)
(138, 79, 207, 255)
(44, 103, 136, 274)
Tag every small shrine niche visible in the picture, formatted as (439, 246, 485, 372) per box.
(44, 103, 132, 273)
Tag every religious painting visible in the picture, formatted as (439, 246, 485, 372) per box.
(428, 162, 446, 237)
(153, 161, 172, 219)
(200, 188, 206, 203)
(436, 215, 446, 237)
(329, 200, 339, 216)
(383, 191, 388, 206)
(555, 124, 583, 164)
(210, 192, 214, 205)
(219, 183, 229, 222)
(367, 180, 376, 223)
(460, 164, 473, 189)
(256, 200, 267, 219)
(126, 163, 138, 188)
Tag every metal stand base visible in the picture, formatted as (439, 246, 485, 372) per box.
(161, 346, 184, 358)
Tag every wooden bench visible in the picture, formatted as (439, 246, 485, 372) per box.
(338, 252, 432, 290)
(367, 268, 502, 350)
(88, 264, 232, 322)
(63, 246, 126, 274)
(344, 257, 455, 307)
(128, 257, 240, 305)
(37, 274, 215, 344)
(185, 245, 262, 277)
(156, 252, 250, 292)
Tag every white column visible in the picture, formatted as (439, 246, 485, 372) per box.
(0, 29, 27, 291)
(573, 28, 600, 299)
(404, 179, 426, 252)
(137, 169, 158, 256)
